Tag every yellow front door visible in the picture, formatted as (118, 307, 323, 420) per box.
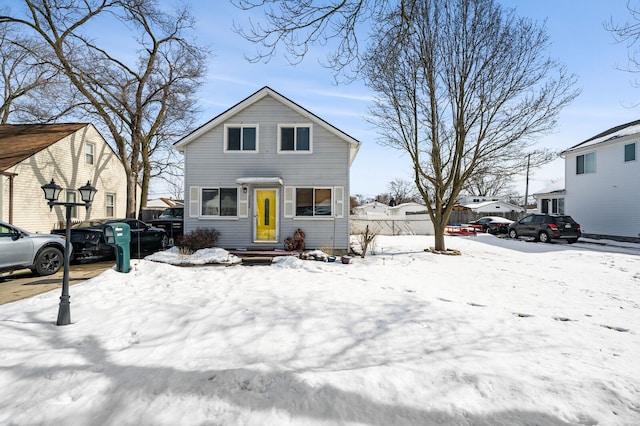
(255, 189, 278, 242)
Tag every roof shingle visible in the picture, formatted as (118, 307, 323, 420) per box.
(0, 123, 88, 171)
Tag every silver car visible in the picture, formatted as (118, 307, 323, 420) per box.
(0, 221, 69, 276)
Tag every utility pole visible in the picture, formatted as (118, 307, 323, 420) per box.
(523, 153, 531, 213)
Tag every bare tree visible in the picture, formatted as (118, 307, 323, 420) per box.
(233, 0, 575, 251)
(231, 0, 399, 80)
(0, 24, 71, 123)
(363, 0, 578, 251)
(1, 0, 208, 217)
(607, 1, 640, 88)
(388, 178, 420, 205)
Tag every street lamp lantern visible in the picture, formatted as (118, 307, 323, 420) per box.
(78, 181, 97, 205)
(41, 179, 63, 206)
(41, 178, 98, 326)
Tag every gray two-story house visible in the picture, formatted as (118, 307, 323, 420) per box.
(174, 86, 360, 251)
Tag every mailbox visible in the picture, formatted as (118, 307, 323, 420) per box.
(103, 222, 131, 273)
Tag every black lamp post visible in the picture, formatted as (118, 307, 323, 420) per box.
(41, 179, 97, 326)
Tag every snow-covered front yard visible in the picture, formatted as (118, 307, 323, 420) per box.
(1, 235, 638, 425)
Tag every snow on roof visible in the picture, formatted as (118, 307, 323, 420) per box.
(563, 119, 640, 153)
(533, 180, 565, 195)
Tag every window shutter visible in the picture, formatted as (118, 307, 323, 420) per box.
(189, 186, 200, 218)
(238, 185, 249, 218)
(334, 186, 344, 218)
(283, 186, 294, 218)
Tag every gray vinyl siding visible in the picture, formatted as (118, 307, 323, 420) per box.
(184, 95, 352, 250)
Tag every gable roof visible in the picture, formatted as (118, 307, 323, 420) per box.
(174, 86, 361, 165)
(0, 123, 88, 171)
(562, 118, 640, 155)
(463, 200, 524, 211)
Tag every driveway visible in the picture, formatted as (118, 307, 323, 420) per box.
(0, 260, 114, 305)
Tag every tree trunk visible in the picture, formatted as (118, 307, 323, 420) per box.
(433, 226, 446, 252)
(127, 173, 137, 219)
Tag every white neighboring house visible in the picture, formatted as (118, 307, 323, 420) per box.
(388, 202, 428, 216)
(532, 180, 565, 215)
(560, 119, 640, 241)
(0, 123, 130, 233)
(351, 201, 390, 217)
(457, 195, 501, 205)
(351, 201, 435, 236)
(463, 200, 524, 214)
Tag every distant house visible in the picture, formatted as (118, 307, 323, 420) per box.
(560, 119, 640, 241)
(389, 202, 428, 216)
(351, 201, 390, 217)
(457, 195, 501, 205)
(462, 200, 524, 214)
(174, 86, 360, 251)
(533, 180, 565, 215)
(0, 123, 129, 233)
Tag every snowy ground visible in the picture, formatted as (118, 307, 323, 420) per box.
(1, 234, 639, 426)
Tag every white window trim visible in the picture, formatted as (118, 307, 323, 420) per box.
(105, 193, 116, 217)
(199, 187, 240, 218)
(576, 152, 596, 174)
(277, 123, 313, 154)
(291, 186, 336, 219)
(624, 142, 637, 162)
(223, 124, 259, 153)
(85, 142, 95, 165)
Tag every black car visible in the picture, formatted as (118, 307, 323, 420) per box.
(469, 216, 514, 234)
(53, 218, 168, 260)
(149, 206, 183, 245)
(508, 214, 581, 243)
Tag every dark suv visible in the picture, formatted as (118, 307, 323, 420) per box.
(149, 206, 183, 245)
(508, 214, 581, 243)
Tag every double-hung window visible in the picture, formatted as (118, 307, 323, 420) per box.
(106, 194, 115, 217)
(201, 188, 238, 217)
(85, 142, 95, 165)
(224, 125, 257, 152)
(295, 188, 332, 217)
(278, 124, 312, 152)
(625, 142, 636, 162)
(576, 152, 595, 174)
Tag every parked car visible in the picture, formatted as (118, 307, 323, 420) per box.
(149, 206, 183, 245)
(0, 221, 69, 276)
(508, 214, 581, 243)
(469, 216, 514, 234)
(52, 218, 168, 261)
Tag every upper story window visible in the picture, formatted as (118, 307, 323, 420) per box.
(201, 188, 238, 217)
(85, 142, 95, 165)
(576, 152, 595, 174)
(106, 193, 115, 217)
(224, 125, 257, 152)
(278, 124, 312, 153)
(625, 142, 636, 162)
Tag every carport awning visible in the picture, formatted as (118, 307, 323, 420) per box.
(235, 177, 284, 186)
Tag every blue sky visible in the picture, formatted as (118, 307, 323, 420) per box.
(151, 1, 639, 199)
